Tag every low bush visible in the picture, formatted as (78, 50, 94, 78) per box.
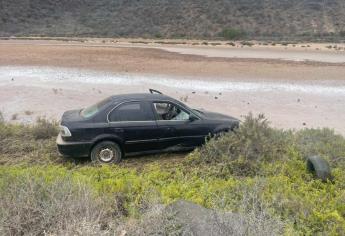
(0, 119, 60, 165)
(227, 42, 236, 46)
(0, 160, 344, 235)
(0, 115, 345, 234)
(240, 41, 254, 46)
(31, 117, 58, 140)
(294, 128, 345, 168)
(0, 111, 3, 123)
(219, 28, 245, 40)
(0, 173, 118, 235)
(190, 113, 345, 177)
(190, 114, 292, 176)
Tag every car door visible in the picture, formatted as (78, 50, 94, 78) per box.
(152, 101, 210, 150)
(107, 101, 159, 153)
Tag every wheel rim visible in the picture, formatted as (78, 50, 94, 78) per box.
(99, 148, 115, 162)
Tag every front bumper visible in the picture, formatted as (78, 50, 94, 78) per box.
(56, 134, 92, 157)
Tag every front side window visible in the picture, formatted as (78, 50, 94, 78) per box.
(153, 102, 190, 121)
(109, 102, 153, 122)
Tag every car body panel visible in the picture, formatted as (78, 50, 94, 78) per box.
(155, 119, 212, 149)
(108, 121, 160, 153)
(56, 93, 240, 158)
(56, 133, 92, 157)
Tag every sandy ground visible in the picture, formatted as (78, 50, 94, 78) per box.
(0, 39, 345, 135)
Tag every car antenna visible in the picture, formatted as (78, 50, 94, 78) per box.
(149, 89, 163, 94)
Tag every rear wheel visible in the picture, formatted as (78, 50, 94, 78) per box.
(91, 141, 122, 164)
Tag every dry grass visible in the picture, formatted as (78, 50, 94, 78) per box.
(122, 183, 283, 236)
(11, 113, 18, 120)
(0, 175, 118, 236)
(209, 181, 283, 236)
(31, 118, 58, 140)
(0, 118, 60, 165)
(0, 111, 3, 123)
(24, 110, 34, 115)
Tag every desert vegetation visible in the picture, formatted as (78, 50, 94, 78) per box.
(1, 0, 345, 41)
(0, 114, 344, 235)
(219, 28, 246, 40)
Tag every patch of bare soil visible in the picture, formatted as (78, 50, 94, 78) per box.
(0, 40, 345, 135)
(0, 40, 345, 80)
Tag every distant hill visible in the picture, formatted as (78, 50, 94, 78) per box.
(1, 0, 345, 40)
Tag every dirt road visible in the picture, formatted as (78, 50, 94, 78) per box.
(0, 40, 344, 135)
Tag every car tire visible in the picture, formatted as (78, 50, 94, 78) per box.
(91, 141, 122, 164)
(306, 155, 332, 182)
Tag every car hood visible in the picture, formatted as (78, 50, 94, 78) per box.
(196, 109, 239, 122)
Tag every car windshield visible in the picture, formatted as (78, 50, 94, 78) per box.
(192, 109, 204, 116)
(80, 97, 112, 118)
(173, 101, 202, 117)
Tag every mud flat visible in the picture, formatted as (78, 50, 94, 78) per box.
(157, 45, 345, 63)
(0, 40, 344, 135)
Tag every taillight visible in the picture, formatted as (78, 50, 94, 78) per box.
(59, 125, 72, 137)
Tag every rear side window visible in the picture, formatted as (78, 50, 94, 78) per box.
(108, 102, 154, 122)
(81, 97, 112, 118)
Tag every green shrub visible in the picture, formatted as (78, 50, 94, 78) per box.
(294, 128, 345, 168)
(1, 115, 345, 234)
(190, 114, 345, 177)
(263, 157, 345, 235)
(190, 114, 292, 176)
(154, 33, 162, 38)
(1, 160, 344, 235)
(219, 28, 245, 40)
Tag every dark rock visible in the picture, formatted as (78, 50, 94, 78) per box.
(126, 200, 282, 236)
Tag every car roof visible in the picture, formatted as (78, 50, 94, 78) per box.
(109, 93, 177, 102)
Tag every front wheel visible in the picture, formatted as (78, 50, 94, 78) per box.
(91, 141, 122, 164)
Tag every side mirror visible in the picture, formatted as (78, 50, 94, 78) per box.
(189, 114, 198, 122)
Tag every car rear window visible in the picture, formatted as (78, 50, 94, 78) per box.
(109, 102, 154, 122)
(80, 97, 112, 118)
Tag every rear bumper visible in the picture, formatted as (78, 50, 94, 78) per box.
(56, 134, 92, 157)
